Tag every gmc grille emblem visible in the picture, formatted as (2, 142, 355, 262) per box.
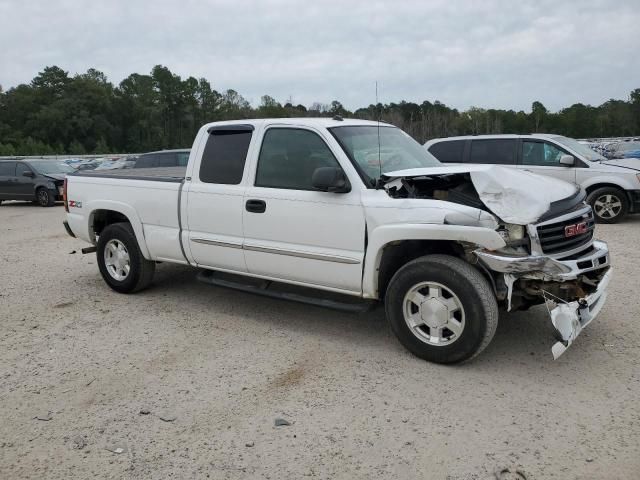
(565, 222, 587, 237)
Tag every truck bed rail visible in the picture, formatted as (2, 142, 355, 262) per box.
(71, 166, 186, 183)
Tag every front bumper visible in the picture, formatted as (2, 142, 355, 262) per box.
(474, 240, 612, 359)
(474, 240, 610, 281)
(549, 268, 612, 359)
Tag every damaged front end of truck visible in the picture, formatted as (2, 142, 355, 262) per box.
(382, 165, 612, 358)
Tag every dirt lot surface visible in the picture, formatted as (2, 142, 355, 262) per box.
(1, 202, 639, 479)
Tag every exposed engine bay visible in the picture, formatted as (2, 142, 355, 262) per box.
(382, 164, 579, 225)
(495, 268, 609, 311)
(384, 173, 487, 211)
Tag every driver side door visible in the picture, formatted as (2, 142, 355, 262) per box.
(242, 126, 365, 294)
(15, 163, 36, 198)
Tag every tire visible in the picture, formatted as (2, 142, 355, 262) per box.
(385, 254, 498, 364)
(96, 222, 155, 293)
(36, 187, 56, 207)
(587, 187, 628, 224)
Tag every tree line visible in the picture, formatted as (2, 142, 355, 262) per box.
(1, 65, 639, 156)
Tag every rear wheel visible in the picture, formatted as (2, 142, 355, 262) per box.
(36, 187, 56, 207)
(96, 222, 155, 293)
(385, 254, 498, 364)
(587, 187, 628, 224)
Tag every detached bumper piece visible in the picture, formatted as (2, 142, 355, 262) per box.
(550, 268, 612, 359)
(474, 240, 612, 359)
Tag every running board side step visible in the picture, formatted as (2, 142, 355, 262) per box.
(196, 270, 377, 313)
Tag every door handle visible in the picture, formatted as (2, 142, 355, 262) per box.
(245, 199, 266, 213)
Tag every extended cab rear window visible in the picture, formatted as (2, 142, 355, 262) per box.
(428, 140, 465, 163)
(199, 130, 253, 184)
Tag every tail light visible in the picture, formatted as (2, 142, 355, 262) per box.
(63, 178, 69, 212)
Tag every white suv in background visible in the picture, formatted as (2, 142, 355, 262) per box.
(424, 134, 640, 223)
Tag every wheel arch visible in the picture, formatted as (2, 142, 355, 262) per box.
(362, 224, 505, 299)
(583, 182, 627, 195)
(34, 182, 54, 196)
(87, 202, 151, 259)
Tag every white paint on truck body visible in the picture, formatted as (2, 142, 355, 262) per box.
(65, 118, 612, 359)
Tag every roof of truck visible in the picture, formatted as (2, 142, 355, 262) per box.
(424, 133, 564, 145)
(141, 149, 191, 155)
(204, 118, 391, 130)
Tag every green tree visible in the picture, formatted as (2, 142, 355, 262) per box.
(0, 64, 638, 154)
(531, 101, 547, 132)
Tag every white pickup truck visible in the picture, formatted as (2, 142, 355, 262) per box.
(63, 118, 612, 363)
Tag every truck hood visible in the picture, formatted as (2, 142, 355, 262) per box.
(382, 165, 578, 225)
(600, 158, 640, 171)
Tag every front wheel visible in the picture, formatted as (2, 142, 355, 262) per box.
(385, 254, 498, 364)
(36, 187, 56, 207)
(587, 187, 628, 224)
(96, 222, 155, 293)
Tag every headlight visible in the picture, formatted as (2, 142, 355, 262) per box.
(506, 224, 525, 240)
(498, 223, 525, 242)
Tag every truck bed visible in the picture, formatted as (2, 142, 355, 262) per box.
(72, 166, 186, 183)
(66, 166, 187, 264)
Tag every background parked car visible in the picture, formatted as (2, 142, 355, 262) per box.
(606, 141, 640, 159)
(132, 149, 190, 168)
(93, 157, 136, 170)
(424, 134, 640, 223)
(0, 159, 74, 206)
(64, 158, 104, 171)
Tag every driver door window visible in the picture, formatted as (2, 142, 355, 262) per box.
(255, 128, 341, 190)
(518, 140, 576, 183)
(522, 141, 566, 166)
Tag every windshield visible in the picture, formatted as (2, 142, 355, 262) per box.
(553, 136, 605, 161)
(330, 126, 441, 186)
(29, 160, 75, 175)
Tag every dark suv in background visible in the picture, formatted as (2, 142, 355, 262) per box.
(0, 159, 75, 207)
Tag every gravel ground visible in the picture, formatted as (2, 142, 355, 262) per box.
(1, 202, 639, 479)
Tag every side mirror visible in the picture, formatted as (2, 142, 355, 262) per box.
(22, 170, 35, 178)
(559, 155, 575, 166)
(312, 167, 351, 193)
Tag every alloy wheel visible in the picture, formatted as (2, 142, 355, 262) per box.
(594, 194, 622, 220)
(402, 281, 466, 346)
(104, 239, 131, 281)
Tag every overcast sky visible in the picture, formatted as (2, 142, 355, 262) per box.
(1, 0, 638, 112)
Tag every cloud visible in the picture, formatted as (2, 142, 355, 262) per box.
(1, 0, 638, 112)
